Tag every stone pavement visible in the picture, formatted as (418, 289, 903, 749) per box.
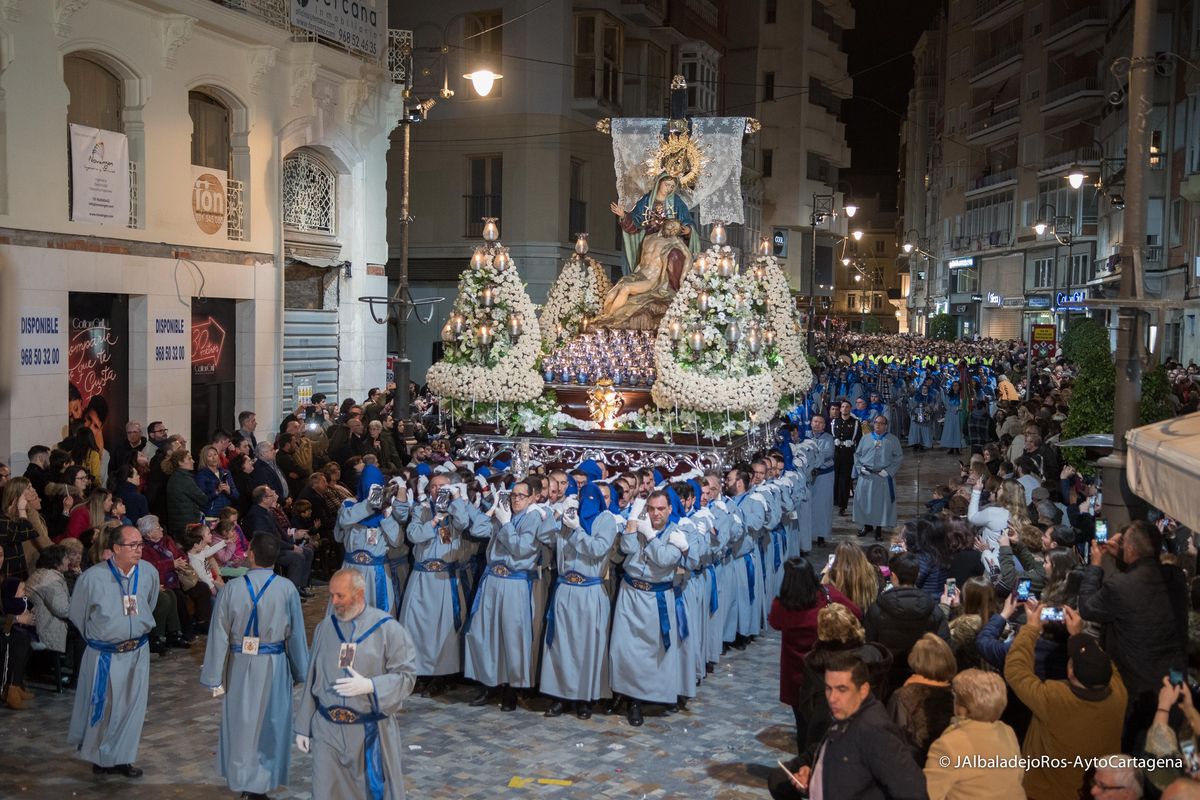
(0, 447, 962, 800)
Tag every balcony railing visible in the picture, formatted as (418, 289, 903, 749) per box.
(682, 0, 719, 27)
(207, 0, 382, 63)
(974, 0, 1019, 23)
(128, 161, 139, 229)
(464, 194, 502, 238)
(1047, 5, 1105, 39)
(972, 44, 1022, 79)
(1147, 245, 1163, 263)
(1042, 145, 1102, 171)
(227, 178, 245, 241)
(968, 105, 1020, 136)
(1044, 76, 1101, 105)
(969, 167, 1017, 191)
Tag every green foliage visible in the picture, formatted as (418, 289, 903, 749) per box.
(862, 316, 882, 334)
(927, 314, 957, 342)
(1139, 364, 1174, 426)
(1061, 317, 1110, 363)
(1060, 351, 1114, 474)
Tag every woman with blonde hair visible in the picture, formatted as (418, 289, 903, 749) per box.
(923, 669, 1023, 799)
(57, 487, 111, 547)
(887, 633, 957, 763)
(967, 476, 1029, 553)
(0, 478, 47, 581)
(825, 541, 881, 613)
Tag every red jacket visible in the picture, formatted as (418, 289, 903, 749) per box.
(141, 535, 185, 590)
(767, 586, 861, 706)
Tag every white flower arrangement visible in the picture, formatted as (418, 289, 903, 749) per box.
(650, 245, 780, 419)
(539, 254, 613, 350)
(426, 245, 543, 404)
(747, 253, 814, 397)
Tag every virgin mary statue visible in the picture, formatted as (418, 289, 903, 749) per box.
(590, 173, 701, 330)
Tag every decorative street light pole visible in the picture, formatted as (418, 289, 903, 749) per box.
(808, 186, 857, 352)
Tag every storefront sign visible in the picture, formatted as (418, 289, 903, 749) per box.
(17, 310, 63, 375)
(986, 292, 1003, 306)
(69, 124, 130, 225)
(67, 293, 128, 457)
(971, 293, 984, 303)
(153, 315, 188, 364)
(952, 304, 971, 314)
(192, 300, 236, 383)
(1030, 323, 1057, 359)
(1056, 289, 1088, 307)
(947, 257, 977, 269)
(1002, 297, 1024, 308)
(191, 166, 228, 237)
(290, 0, 385, 60)
(386, 355, 396, 386)
(294, 375, 314, 407)
(1026, 295, 1052, 310)
(772, 229, 788, 258)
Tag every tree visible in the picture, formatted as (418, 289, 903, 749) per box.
(1061, 317, 1109, 363)
(927, 313, 956, 341)
(862, 316, 882, 334)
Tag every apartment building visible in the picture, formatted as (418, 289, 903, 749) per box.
(832, 196, 903, 332)
(390, 0, 855, 382)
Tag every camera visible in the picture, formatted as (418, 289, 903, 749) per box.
(1094, 520, 1108, 543)
(434, 488, 452, 514)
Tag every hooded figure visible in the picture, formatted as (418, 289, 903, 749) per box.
(334, 463, 405, 614)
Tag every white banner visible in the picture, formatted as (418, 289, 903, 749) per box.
(191, 165, 228, 238)
(152, 315, 188, 365)
(69, 123, 130, 225)
(290, 0, 385, 60)
(17, 309, 64, 375)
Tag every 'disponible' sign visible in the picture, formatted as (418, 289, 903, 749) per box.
(17, 310, 63, 375)
(153, 316, 188, 364)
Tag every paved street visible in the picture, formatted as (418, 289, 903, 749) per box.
(0, 448, 961, 799)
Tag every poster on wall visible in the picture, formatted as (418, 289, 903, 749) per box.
(69, 123, 130, 225)
(67, 293, 128, 462)
(17, 310, 64, 376)
(191, 165, 228, 239)
(290, 0, 385, 60)
(191, 299, 236, 384)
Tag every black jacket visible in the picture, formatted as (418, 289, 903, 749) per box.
(1079, 557, 1188, 694)
(864, 586, 950, 697)
(244, 504, 293, 550)
(799, 695, 927, 800)
(22, 463, 51, 499)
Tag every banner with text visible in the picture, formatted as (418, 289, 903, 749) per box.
(69, 123, 130, 225)
(67, 293, 128, 459)
(18, 310, 64, 376)
(290, 0, 385, 60)
(191, 165, 228, 238)
(192, 299, 236, 384)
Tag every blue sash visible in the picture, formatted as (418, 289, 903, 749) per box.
(704, 564, 719, 614)
(242, 573, 278, 638)
(743, 553, 756, 605)
(344, 550, 390, 612)
(85, 635, 148, 725)
(231, 641, 285, 654)
(464, 562, 533, 634)
(816, 466, 835, 476)
(317, 702, 387, 800)
(772, 528, 783, 570)
(545, 571, 603, 647)
(621, 573, 674, 651)
(672, 584, 689, 642)
(412, 559, 466, 631)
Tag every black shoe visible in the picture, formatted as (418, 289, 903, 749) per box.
(149, 637, 168, 656)
(602, 695, 623, 715)
(103, 764, 142, 778)
(500, 686, 518, 712)
(859, 527, 871, 537)
(664, 703, 679, 714)
(241, 793, 270, 800)
(575, 701, 592, 720)
(875, 529, 884, 542)
(426, 676, 447, 698)
(468, 687, 491, 707)
(298, 587, 315, 599)
(677, 697, 688, 711)
(544, 700, 565, 717)
(166, 633, 190, 650)
(730, 636, 746, 651)
(627, 700, 643, 727)
(705, 662, 715, 675)
(721, 643, 730, 656)
(838, 508, 847, 517)
(816, 537, 826, 547)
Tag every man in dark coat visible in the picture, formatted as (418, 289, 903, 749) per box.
(863, 552, 950, 697)
(831, 400, 861, 516)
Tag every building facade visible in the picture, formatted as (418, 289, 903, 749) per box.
(0, 0, 394, 471)
(390, 0, 855, 383)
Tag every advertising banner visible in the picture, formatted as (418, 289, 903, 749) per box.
(17, 310, 64, 376)
(191, 165, 228, 238)
(1030, 323, 1057, 359)
(290, 0, 385, 60)
(67, 293, 128, 459)
(69, 123, 130, 225)
(192, 299, 236, 384)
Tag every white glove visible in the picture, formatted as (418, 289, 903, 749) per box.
(879, 469, 888, 478)
(454, 483, 469, 501)
(562, 507, 581, 530)
(713, 499, 729, 513)
(434, 463, 455, 474)
(679, 467, 703, 481)
(461, 460, 475, 471)
(416, 475, 429, 497)
(637, 515, 657, 539)
(629, 497, 647, 519)
(296, 734, 311, 753)
(562, 496, 580, 513)
(493, 501, 512, 526)
(211, 685, 225, 698)
(667, 529, 689, 552)
(476, 474, 489, 491)
(334, 667, 375, 697)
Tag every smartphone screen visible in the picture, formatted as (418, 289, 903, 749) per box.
(1095, 520, 1108, 543)
(1181, 739, 1200, 774)
(1040, 607, 1064, 623)
(944, 578, 957, 596)
(1016, 580, 1031, 601)
(826, 554, 836, 571)
(1171, 669, 1185, 687)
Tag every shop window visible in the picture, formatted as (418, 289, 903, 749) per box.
(282, 149, 337, 236)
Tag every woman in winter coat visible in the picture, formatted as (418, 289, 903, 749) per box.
(193, 444, 238, 517)
(768, 557, 862, 751)
(887, 633, 957, 764)
(163, 449, 207, 541)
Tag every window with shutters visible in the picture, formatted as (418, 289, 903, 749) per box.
(763, 72, 775, 102)
(465, 11, 503, 99)
(465, 155, 502, 238)
(762, 149, 773, 178)
(282, 149, 337, 236)
(189, 91, 230, 172)
(573, 13, 622, 106)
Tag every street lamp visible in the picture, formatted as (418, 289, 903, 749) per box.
(463, 69, 502, 96)
(1066, 164, 1087, 190)
(900, 228, 932, 334)
(808, 183, 857, 350)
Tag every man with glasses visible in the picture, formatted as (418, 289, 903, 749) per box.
(608, 490, 689, 727)
(110, 421, 148, 477)
(67, 525, 160, 779)
(463, 479, 542, 712)
(145, 421, 169, 457)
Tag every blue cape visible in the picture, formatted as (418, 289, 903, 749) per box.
(578, 483, 606, 535)
(415, 462, 432, 478)
(356, 464, 386, 526)
(577, 459, 604, 484)
(665, 486, 685, 524)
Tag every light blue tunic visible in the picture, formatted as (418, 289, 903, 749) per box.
(336, 499, 405, 615)
(718, 498, 745, 643)
(939, 397, 965, 448)
(853, 433, 905, 527)
(67, 560, 160, 767)
(539, 511, 618, 701)
(463, 508, 541, 688)
(808, 433, 836, 546)
(608, 524, 685, 704)
(398, 497, 489, 675)
(731, 490, 767, 637)
(677, 519, 708, 695)
(700, 502, 732, 663)
(200, 568, 309, 794)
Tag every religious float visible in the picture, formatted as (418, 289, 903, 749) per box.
(427, 78, 812, 473)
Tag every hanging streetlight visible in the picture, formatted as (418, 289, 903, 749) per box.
(844, 203, 858, 218)
(851, 230, 864, 241)
(463, 70, 503, 97)
(1066, 165, 1086, 190)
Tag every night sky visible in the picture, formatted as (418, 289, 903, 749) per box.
(842, 0, 942, 209)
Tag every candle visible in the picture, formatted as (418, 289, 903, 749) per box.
(478, 287, 495, 308)
(746, 332, 761, 354)
(471, 248, 487, 269)
(451, 314, 465, 335)
(710, 221, 727, 245)
(697, 291, 711, 314)
(441, 322, 455, 343)
(575, 233, 589, 255)
(507, 313, 524, 339)
(481, 217, 500, 242)
(725, 321, 741, 344)
(758, 236, 771, 256)
(668, 320, 682, 341)
(694, 254, 708, 273)
(689, 329, 704, 353)
(494, 251, 510, 270)
(763, 327, 777, 348)
(477, 323, 494, 347)
(718, 254, 735, 278)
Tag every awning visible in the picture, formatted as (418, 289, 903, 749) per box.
(1126, 411, 1200, 530)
